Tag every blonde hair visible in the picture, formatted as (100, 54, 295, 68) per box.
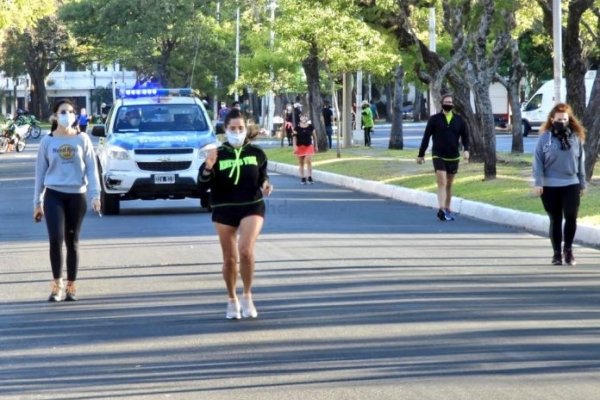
(539, 103, 586, 143)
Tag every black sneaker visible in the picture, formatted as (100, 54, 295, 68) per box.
(564, 248, 576, 266)
(301, 177, 307, 185)
(443, 209, 455, 221)
(437, 209, 447, 221)
(551, 253, 562, 266)
(307, 176, 314, 184)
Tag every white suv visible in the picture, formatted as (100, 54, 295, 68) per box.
(92, 88, 217, 215)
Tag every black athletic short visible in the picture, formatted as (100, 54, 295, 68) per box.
(432, 158, 459, 174)
(211, 201, 265, 227)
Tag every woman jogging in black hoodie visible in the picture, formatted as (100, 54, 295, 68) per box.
(198, 109, 273, 320)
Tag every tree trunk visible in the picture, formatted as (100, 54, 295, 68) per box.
(508, 82, 524, 154)
(583, 71, 600, 180)
(473, 85, 497, 179)
(302, 42, 327, 152)
(384, 83, 393, 122)
(26, 65, 50, 119)
(413, 88, 424, 122)
(388, 65, 404, 149)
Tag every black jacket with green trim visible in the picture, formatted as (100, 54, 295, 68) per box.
(418, 112, 469, 160)
(198, 142, 269, 208)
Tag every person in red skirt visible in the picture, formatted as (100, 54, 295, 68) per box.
(293, 113, 318, 184)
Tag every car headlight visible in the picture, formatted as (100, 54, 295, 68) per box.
(108, 146, 130, 160)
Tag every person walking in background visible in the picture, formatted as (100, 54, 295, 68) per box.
(293, 113, 318, 184)
(198, 109, 273, 320)
(77, 107, 89, 133)
(322, 100, 334, 149)
(533, 103, 586, 266)
(417, 94, 469, 221)
(293, 96, 303, 128)
(370, 100, 379, 121)
(283, 103, 294, 146)
(33, 99, 101, 302)
(361, 100, 374, 147)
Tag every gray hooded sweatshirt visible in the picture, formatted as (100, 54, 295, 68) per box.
(533, 130, 586, 189)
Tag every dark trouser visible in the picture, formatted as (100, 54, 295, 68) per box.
(43, 189, 87, 281)
(540, 184, 580, 254)
(325, 126, 333, 149)
(364, 127, 372, 146)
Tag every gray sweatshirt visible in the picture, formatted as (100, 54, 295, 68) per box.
(33, 132, 101, 207)
(533, 130, 586, 189)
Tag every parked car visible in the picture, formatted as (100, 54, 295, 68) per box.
(401, 102, 413, 120)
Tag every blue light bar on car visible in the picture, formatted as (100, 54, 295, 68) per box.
(118, 88, 193, 98)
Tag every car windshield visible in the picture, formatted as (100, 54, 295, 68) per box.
(114, 104, 208, 133)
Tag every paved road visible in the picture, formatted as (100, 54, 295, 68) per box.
(266, 122, 540, 153)
(1, 142, 599, 399)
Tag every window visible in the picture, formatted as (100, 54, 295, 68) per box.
(524, 94, 542, 111)
(114, 104, 208, 132)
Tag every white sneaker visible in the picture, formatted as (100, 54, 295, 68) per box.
(226, 299, 241, 320)
(241, 295, 258, 318)
(48, 278, 64, 302)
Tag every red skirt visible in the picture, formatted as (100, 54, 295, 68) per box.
(294, 144, 315, 157)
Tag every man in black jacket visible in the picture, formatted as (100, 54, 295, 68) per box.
(417, 94, 470, 221)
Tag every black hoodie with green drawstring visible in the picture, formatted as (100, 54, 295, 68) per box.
(198, 142, 269, 208)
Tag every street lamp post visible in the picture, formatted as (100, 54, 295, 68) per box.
(234, 3, 240, 102)
(552, 0, 562, 104)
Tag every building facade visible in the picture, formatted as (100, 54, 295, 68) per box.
(0, 62, 137, 118)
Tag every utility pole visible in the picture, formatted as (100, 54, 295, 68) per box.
(266, 0, 277, 135)
(428, 6, 436, 116)
(552, 0, 562, 104)
(234, 3, 240, 101)
(214, 1, 220, 129)
(355, 71, 363, 144)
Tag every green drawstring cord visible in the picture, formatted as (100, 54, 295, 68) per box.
(227, 147, 243, 185)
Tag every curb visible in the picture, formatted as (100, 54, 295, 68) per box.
(269, 161, 600, 248)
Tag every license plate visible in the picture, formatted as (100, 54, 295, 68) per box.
(154, 174, 175, 184)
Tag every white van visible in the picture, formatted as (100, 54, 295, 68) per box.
(521, 70, 596, 136)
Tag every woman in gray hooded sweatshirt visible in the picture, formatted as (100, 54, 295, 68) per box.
(533, 103, 586, 266)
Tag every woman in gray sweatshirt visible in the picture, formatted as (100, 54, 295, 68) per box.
(533, 103, 586, 266)
(33, 99, 101, 302)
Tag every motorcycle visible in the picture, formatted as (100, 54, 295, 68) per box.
(13, 112, 42, 139)
(0, 119, 28, 154)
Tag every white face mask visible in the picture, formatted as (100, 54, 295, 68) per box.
(226, 130, 247, 147)
(57, 113, 75, 128)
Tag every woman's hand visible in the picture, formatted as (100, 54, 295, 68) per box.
(33, 206, 44, 223)
(533, 186, 543, 196)
(92, 198, 102, 215)
(204, 148, 218, 170)
(261, 180, 273, 197)
(416, 156, 425, 164)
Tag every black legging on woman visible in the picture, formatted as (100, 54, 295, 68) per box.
(540, 184, 580, 253)
(43, 188, 87, 281)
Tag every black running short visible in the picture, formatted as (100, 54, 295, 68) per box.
(432, 158, 459, 174)
(211, 201, 265, 227)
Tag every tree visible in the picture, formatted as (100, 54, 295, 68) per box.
(363, 0, 514, 179)
(60, 0, 207, 86)
(535, 0, 600, 180)
(388, 65, 405, 149)
(0, 0, 53, 32)
(0, 15, 75, 118)
(238, 0, 399, 152)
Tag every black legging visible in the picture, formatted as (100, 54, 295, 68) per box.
(540, 184, 580, 253)
(43, 188, 87, 281)
(364, 127, 372, 147)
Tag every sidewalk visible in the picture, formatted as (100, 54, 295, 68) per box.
(269, 161, 600, 248)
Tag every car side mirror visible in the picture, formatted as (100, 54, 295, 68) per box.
(91, 125, 106, 137)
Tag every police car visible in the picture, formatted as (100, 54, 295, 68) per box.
(92, 88, 217, 215)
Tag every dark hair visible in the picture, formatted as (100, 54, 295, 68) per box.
(224, 108, 260, 141)
(539, 102, 586, 142)
(441, 93, 453, 102)
(50, 99, 78, 132)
